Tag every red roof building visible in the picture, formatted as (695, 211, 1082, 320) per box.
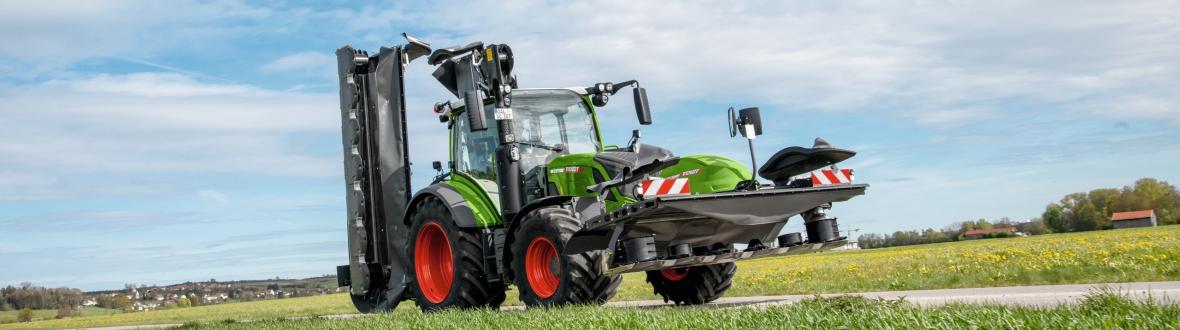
(1111, 210, 1157, 229)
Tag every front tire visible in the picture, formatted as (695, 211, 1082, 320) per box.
(645, 262, 737, 305)
(512, 208, 621, 307)
(407, 197, 505, 312)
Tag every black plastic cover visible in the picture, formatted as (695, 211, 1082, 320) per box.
(758, 138, 856, 182)
(336, 45, 412, 308)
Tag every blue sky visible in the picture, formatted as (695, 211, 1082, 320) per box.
(1, 1, 1178, 291)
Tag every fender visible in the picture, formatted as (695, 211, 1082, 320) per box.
(406, 183, 481, 228)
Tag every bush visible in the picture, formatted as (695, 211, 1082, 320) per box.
(17, 308, 34, 322)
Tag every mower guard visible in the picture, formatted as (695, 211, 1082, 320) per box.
(568, 183, 867, 273)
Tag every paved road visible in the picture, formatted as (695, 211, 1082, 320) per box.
(607, 281, 1180, 308)
(78, 281, 1180, 329)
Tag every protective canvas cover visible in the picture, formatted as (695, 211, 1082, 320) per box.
(336, 46, 412, 307)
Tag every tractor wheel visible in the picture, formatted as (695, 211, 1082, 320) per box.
(511, 208, 622, 307)
(407, 197, 505, 312)
(645, 262, 737, 305)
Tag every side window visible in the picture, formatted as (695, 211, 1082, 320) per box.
(454, 105, 499, 181)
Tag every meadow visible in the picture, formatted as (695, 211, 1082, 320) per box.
(181, 292, 1180, 330)
(0, 307, 118, 324)
(4, 225, 1177, 329)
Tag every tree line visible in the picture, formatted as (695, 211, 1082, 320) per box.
(857, 217, 1048, 249)
(856, 177, 1177, 249)
(0, 282, 84, 320)
(1043, 178, 1178, 231)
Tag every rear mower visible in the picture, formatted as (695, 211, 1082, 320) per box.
(334, 33, 867, 311)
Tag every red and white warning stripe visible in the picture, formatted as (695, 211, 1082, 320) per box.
(810, 168, 855, 186)
(639, 178, 691, 198)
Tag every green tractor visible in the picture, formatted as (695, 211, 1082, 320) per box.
(335, 33, 867, 312)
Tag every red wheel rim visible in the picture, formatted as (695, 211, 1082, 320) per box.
(660, 267, 688, 281)
(525, 237, 560, 298)
(414, 222, 453, 304)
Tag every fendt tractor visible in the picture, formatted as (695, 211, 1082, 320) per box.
(334, 33, 867, 312)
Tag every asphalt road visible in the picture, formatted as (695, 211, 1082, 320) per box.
(606, 281, 1180, 308)
(80, 281, 1180, 330)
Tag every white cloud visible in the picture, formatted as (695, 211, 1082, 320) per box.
(0, 72, 339, 201)
(0, 0, 272, 75)
(49, 72, 257, 98)
(909, 108, 996, 128)
(261, 52, 334, 74)
(349, 0, 1180, 127)
(196, 190, 231, 205)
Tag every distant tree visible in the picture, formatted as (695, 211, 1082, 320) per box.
(856, 233, 885, 249)
(177, 296, 191, 308)
(1125, 178, 1180, 225)
(1043, 204, 1066, 232)
(17, 308, 33, 322)
(1041, 177, 1180, 233)
(974, 219, 994, 230)
(114, 295, 133, 312)
(920, 228, 948, 244)
(56, 305, 74, 319)
(1018, 218, 1050, 235)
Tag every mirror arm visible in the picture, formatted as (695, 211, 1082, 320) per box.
(609, 80, 638, 95)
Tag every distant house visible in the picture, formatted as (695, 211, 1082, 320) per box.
(1112, 210, 1157, 229)
(961, 227, 1018, 240)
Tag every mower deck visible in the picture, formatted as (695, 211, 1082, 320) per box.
(566, 183, 865, 272)
(586, 184, 867, 230)
(605, 238, 847, 275)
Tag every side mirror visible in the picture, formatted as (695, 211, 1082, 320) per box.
(633, 87, 652, 125)
(432, 160, 443, 172)
(737, 107, 762, 137)
(464, 90, 487, 131)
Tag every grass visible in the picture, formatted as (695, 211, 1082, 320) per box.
(176, 292, 1180, 329)
(0, 307, 119, 323)
(4, 225, 1178, 329)
(0, 295, 356, 330)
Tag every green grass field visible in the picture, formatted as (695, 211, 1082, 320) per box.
(0, 307, 119, 324)
(5, 225, 1178, 329)
(181, 293, 1180, 330)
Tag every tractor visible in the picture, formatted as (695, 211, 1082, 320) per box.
(334, 33, 867, 312)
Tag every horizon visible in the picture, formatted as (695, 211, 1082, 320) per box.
(2, 1, 1178, 291)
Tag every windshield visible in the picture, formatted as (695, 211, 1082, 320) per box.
(453, 89, 599, 189)
(511, 89, 599, 154)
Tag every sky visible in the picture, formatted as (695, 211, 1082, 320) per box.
(1, 0, 1178, 291)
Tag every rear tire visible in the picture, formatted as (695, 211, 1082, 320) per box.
(512, 208, 621, 307)
(407, 197, 505, 312)
(645, 262, 736, 305)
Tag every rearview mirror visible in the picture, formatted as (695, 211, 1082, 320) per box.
(464, 90, 487, 131)
(633, 87, 652, 125)
(737, 107, 762, 137)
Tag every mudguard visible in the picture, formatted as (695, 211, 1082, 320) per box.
(408, 183, 484, 229)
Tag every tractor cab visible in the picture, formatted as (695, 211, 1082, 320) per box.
(450, 88, 604, 204)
